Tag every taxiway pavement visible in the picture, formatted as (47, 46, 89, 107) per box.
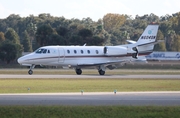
(0, 74, 180, 106)
(0, 92, 180, 106)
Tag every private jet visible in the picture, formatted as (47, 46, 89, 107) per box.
(18, 23, 160, 75)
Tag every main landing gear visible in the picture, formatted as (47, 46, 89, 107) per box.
(75, 69, 105, 75)
(98, 65, 106, 75)
(98, 69, 105, 75)
(28, 65, 35, 75)
(75, 66, 106, 75)
(75, 68, 82, 75)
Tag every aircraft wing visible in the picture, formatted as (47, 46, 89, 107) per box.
(77, 56, 147, 69)
(77, 60, 128, 67)
(131, 56, 147, 63)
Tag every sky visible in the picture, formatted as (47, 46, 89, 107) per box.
(0, 0, 180, 21)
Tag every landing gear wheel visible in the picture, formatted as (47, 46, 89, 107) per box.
(28, 65, 35, 75)
(98, 70, 105, 75)
(76, 69, 82, 75)
(28, 70, 33, 75)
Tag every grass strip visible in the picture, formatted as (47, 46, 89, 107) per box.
(0, 106, 180, 118)
(0, 79, 180, 93)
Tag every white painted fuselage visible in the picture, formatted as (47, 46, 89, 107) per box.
(18, 45, 141, 67)
(17, 23, 160, 75)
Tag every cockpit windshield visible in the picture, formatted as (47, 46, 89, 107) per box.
(35, 48, 50, 54)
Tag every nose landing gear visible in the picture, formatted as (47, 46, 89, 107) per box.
(28, 65, 35, 75)
(28, 70, 33, 75)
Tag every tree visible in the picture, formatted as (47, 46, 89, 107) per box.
(48, 34, 66, 45)
(172, 34, 180, 51)
(78, 28, 93, 38)
(166, 30, 176, 51)
(4, 28, 20, 44)
(3, 28, 23, 58)
(87, 36, 105, 46)
(0, 41, 19, 64)
(26, 22, 37, 50)
(0, 32, 5, 42)
(154, 30, 166, 51)
(56, 26, 69, 37)
(22, 30, 32, 52)
(69, 35, 83, 45)
(36, 24, 55, 46)
(103, 13, 126, 33)
(5, 14, 21, 33)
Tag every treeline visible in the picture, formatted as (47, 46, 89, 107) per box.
(0, 12, 180, 63)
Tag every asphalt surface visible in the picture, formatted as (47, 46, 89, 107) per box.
(0, 74, 180, 79)
(0, 74, 180, 106)
(0, 92, 180, 106)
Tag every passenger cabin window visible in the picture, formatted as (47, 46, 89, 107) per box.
(87, 50, 90, 54)
(74, 50, 77, 54)
(67, 50, 70, 54)
(81, 50, 83, 54)
(96, 50, 99, 54)
(48, 50, 50, 53)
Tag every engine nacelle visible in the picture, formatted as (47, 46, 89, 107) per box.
(103, 46, 128, 56)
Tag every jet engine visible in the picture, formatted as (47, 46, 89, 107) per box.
(103, 46, 128, 56)
(103, 46, 138, 58)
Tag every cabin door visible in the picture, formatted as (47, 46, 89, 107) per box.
(58, 48, 65, 62)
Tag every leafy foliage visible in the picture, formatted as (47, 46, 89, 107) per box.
(21, 30, 32, 52)
(0, 12, 180, 64)
(4, 28, 20, 44)
(0, 32, 5, 42)
(0, 41, 19, 63)
(0, 28, 23, 63)
(36, 24, 56, 46)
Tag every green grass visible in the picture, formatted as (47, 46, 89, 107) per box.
(0, 106, 180, 118)
(0, 69, 180, 117)
(0, 69, 180, 93)
(0, 69, 180, 75)
(0, 79, 180, 93)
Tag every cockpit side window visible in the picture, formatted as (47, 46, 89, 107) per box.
(43, 49, 47, 53)
(35, 48, 44, 54)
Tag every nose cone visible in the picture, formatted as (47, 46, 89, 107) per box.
(17, 53, 35, 65)
(17, 57, 24, 64)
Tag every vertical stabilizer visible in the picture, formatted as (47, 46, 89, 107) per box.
(137, 23, 159, 45)
(130, 23, 159, 59)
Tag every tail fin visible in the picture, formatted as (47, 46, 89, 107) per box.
(137, 23, 159, 45)
(131, 23, 159, 59)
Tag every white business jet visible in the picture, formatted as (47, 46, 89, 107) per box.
(18, 23, 160, 75)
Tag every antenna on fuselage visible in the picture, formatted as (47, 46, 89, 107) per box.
(83, 43, 86, 46)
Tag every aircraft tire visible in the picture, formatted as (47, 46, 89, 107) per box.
(28, 70, 33, 75)
(76, 69, 82, 75)
(98, 70, 105, 75)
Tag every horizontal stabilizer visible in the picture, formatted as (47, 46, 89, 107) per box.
(126, 40, 137, 44)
